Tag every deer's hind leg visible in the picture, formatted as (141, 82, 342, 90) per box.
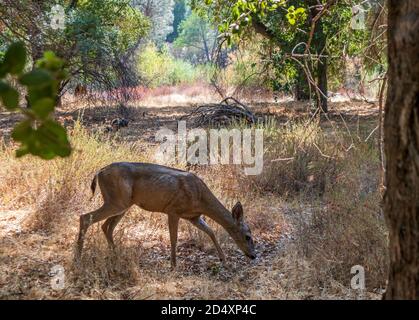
(77, 204, 128, 258)
(77, 170, 133, 258)
(101, 210, 127, 248)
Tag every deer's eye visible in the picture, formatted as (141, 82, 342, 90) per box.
(245, 235, 251, 241)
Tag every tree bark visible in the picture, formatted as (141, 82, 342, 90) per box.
(383, 0, 419, 300)
(294, 69, 310, 101)
(309, 2, 328, 113)
(317, 20, 328, 113)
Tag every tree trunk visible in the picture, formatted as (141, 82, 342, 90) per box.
(316, 17, 328, 113)
(383, 0, 419, 300)
(294, 69, 310, 101)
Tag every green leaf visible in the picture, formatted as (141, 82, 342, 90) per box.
(286, 12, 296, 25)
(13, 120, 71, 159)
(0, 63, 8, 78)
(16, 145, 30, 158)
(3, 42, 27, 75)
(0, 81, 19, 110)
(36, 51, 64, 71)
(43, 51, 56, 60)
(19, 69, 54, 88)
(11, 120, 33, 142)
(38, 120, 71, 157)
(27, 86, 54, 105)
(32, 97, 55, 119)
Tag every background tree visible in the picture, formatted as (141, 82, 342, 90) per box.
(133, 0, 175, 46)
(166, 0, 188, 43)
(174, 12, 218, 64)
(384, 0, 418, 300)
(192, 0, 377, 112)
(0, 0, 149, 94)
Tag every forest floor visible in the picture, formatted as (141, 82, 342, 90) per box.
(0, 95, 387, 299)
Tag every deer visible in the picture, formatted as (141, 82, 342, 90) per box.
(76, 162, 256, 268)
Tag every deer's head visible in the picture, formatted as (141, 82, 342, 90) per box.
(231, 202, 256, 259)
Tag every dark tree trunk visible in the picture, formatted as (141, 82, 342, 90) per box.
(317, 56, 328, 112)
(384, 0, 419, 300)
(316, 16, 328, 113)
(294, 69, 310, 101)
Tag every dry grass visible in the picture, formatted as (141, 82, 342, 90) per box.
(0, 102, 387, 300)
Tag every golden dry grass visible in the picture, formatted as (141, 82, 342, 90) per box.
(0, 101, 387, 300)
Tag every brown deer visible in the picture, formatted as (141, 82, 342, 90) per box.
(76, 162, 256, 267)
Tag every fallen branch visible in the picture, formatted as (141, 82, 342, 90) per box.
(180, 97, 256, 127)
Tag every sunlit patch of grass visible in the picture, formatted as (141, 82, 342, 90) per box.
(0, 120, 147, 230)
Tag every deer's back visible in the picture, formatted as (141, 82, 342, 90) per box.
(98, 162, 207, 216)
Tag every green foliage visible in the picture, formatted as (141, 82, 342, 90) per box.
(193, 0, 306, 45)
(0, 42, 71, 159)
(0, 42, 27, 76)
(323, 3, 372, 88)
(167, 0, 188, 42)
(65, 0, 149, 87)
(73, 0, 148, 53)
(0, 0, 150, 91)
(174, 12, 217, 63)
(229, 47, 269, 88)
(285, 6, 306, 26)
(137, 43, 208, 87)
(175, 12, 212, 47)
(192, 0, 377, 98)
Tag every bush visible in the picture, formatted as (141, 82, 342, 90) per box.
(209, 42, 272, 97)
(137, 43, 205, 87)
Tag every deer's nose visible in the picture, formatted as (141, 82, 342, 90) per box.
(250, 254, 256, 260)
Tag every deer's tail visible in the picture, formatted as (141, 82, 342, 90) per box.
(90, 173, 98, 200)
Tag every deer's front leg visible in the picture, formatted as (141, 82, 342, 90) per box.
(189, 216, 226, 263)
(168, 215, 180, 269)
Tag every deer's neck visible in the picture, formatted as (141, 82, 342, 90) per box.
(203, 196, 240, 239)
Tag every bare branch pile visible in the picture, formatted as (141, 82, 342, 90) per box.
(181, 97, 255, 127)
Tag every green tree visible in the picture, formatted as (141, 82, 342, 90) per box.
(0, 0, 149, 93)
(167, 0, 188, 43)
(174, 12, 218, 63)
(193, 0, 374, 113)
(133, 0, 174, 46)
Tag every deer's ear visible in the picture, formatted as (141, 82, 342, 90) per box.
(232, 201, 243, 222)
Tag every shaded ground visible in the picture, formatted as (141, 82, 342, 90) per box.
(0, 99, 379, 145)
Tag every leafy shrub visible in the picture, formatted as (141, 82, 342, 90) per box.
(137, 43, 205, 87)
